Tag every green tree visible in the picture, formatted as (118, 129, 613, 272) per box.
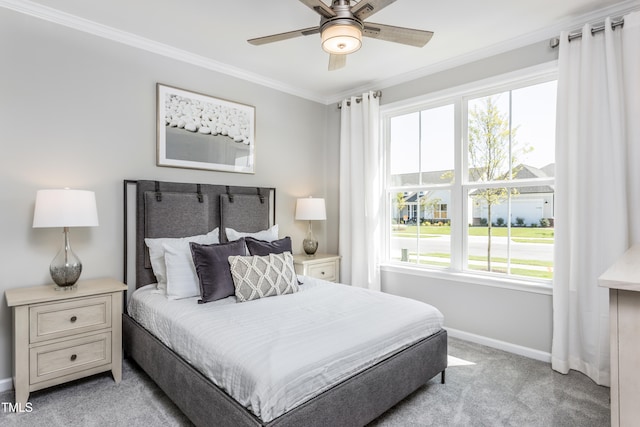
(468, 96, 528, 271)
(395, 192, 406, 224)
(420, 192, 442, 222)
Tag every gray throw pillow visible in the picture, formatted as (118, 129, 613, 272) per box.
(190, 239, 246, 303)
(245, 236, 293, 256)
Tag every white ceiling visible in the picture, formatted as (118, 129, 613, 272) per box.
(6, 0, 640, 103)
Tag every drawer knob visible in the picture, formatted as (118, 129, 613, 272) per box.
(70, 316, 77, 323)
(70, 354, 77, 362)
(321, 271, 325, 275)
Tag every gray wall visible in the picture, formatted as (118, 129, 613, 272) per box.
(379, 40, 558, 354)
(0, 9, 337, 381)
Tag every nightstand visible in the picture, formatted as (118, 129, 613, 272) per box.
(293, 254, 341, 283)
(5, 277, 127, 406)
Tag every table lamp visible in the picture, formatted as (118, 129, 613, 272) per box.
(33, 188, 99, 289)
(295, 197, 326, 256)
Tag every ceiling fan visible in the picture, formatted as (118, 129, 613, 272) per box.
(248, 0, 434, 71)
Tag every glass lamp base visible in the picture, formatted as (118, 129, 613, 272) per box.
(50, 227, 82, 288)
(303, 238, 319, 256)
(303, 221, 319, 256)
(50, 264, 82, 288)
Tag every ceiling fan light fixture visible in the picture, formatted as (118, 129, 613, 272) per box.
(321, 24, 362, 55)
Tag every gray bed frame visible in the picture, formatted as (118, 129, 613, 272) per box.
(122, 179, 448, 427)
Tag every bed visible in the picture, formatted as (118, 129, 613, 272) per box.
(122, 179, 447, 427)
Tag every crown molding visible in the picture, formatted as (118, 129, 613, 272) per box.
(3, 0, 640, 105)
(0, 0, 328, 104)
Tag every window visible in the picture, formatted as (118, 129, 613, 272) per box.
(388, 104, 455, 267)
(384, 73, 556, 284)
(434, 203, 447, 219)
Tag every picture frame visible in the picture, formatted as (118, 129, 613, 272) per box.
(156, 84, 255, 173)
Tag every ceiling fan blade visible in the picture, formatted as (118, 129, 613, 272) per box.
(328, 54, 346, 71)
(351, 0, 398, 20)
(363, 22, 433, 47)
(248, 26, 320, 45)
(299, 0, 336, 19)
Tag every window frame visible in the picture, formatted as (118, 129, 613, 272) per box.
(380, 63, 558, 293)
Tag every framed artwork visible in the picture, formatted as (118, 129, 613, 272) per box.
(156, 84, 255, 173)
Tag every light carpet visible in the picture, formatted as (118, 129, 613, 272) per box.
(0, 337, 609, 426)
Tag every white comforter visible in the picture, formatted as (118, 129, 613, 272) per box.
(128, 277, 444, 422)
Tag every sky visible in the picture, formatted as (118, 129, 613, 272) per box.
(389, 80, 557, 176)
(510, 80, 557, 169)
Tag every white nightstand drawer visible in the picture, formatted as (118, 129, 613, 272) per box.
(307, 263, 337, 281)
(30, 332, 112, 384)
(30, 296, 112, 343)
(293, 254, 341, 283)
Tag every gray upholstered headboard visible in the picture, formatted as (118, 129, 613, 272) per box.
(123, 180, 275, 289)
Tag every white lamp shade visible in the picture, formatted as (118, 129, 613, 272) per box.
(321, 24, 362, 55)
(295, 197, 327, 221)
(33, 189, 99, 228)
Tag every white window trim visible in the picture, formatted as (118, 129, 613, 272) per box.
(380, 61, 558, 113)
(380, 62, 558, 294)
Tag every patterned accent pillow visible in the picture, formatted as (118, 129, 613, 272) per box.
(228, 252, 299, 302)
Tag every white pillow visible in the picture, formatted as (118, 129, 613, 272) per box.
(163, 242, 201, 299)
(145, 228, 219, 293)
(225, 224, 279, 242)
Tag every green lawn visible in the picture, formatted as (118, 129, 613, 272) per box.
(425, 252, 553, 267)
(393, 225, 554, 241)
(396, 251, 553, 280)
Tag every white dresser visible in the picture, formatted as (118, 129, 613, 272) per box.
(599, 245, 640, 427)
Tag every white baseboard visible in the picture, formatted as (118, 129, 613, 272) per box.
(0, 377, 13, 393)
(446, 327, 552, 363)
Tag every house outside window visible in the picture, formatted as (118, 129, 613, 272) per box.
(383, 71, 556, 284)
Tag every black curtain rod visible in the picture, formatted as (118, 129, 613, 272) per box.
(337, 90, 382, 109)
(549, 18, 624, 48)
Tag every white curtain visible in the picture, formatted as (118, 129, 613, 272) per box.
(552, 11, 640, 385)
(339, 92, 382, 290)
